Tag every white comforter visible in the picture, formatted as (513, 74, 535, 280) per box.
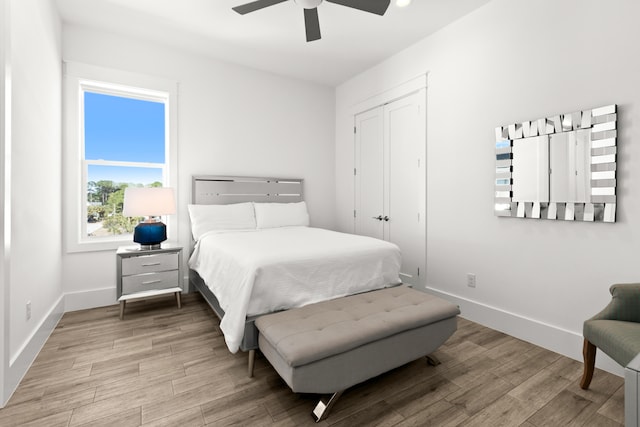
(188, 226, 401, 353)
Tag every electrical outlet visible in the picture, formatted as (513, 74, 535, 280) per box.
(26, 301, 32, 320)
(467, 273, 476, 288)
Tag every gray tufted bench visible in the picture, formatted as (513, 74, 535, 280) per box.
(255, 285, 460, 422)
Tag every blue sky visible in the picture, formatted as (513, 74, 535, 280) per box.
(87, 165, 162, 185)
(85, 91, 165, 185)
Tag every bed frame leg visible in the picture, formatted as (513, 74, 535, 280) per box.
(312, 390, 344, 423)
(248, 349, 256, 378)
(426, 354, 441, 366)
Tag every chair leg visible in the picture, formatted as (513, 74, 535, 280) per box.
(580, 338, 597, 390)
(247, 349, 255, 378)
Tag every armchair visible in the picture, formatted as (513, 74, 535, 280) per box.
(581, 283, 640, 389)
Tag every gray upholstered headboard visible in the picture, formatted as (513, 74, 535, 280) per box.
(192, 175, 304, 205)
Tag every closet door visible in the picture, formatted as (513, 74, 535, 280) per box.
(354, 90, 426, 287)
(354, 107, 384, 240)
(385, 91, 425, 286)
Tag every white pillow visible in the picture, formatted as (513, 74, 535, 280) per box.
(254, 201, 310, 229)
(187, 202, 256, 240)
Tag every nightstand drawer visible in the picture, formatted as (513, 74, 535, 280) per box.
(122, 270, 179, 295)
(122, 252, 179, 276)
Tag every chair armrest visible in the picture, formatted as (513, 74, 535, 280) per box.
(589, 283, 640, 323)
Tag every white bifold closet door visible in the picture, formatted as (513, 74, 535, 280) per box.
(354, 90, 426, 286)
(354, 107, 384, 240)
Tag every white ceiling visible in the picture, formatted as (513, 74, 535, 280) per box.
(55, 0, 491, 86)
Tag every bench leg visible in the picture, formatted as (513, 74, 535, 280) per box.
(247, 349, 256, 378)
(312, 390, 344, 423)
(426, 354, 441, 366)
(580, 338, 597, 390)
(175, 291, 182, 309)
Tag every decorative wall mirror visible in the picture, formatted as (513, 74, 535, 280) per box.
(494, 105, 617, 222)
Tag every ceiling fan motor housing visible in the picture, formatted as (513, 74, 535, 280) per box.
(294, 0, 323, 9)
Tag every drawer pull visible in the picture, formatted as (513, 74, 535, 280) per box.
(142, 279, 163, 285)
(141, 262, 162, 267)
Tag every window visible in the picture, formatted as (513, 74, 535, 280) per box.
(84, 91, 166, 239)
(64, 63, 178, 252)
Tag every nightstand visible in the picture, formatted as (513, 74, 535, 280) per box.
(116, 245, 183, 320)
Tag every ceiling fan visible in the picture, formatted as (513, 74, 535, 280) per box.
(232, 0, 391, 42)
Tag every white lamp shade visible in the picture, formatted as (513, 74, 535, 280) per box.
(122, 187, 176, 217)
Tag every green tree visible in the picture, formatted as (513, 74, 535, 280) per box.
(106, 183, 128, 214)
(103, 214, 137, 235)
(87, 181, 100, 203)
(94, 180, 118, 204)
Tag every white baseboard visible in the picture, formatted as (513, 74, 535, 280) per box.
(3, 295, 64, 407)
(64, 287, 117, 312)
(425, 286, 625, 378)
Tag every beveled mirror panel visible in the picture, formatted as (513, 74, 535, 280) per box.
(549, 129, 591, 203)
(512, 136, 549, 203)
(494, 105, 617, 222)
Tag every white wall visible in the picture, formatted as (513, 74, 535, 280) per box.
(336, 0, 640, 375)
(2, 0, 63, 405)
(61, 25, 336, 306)
(0, 0, 9, 407)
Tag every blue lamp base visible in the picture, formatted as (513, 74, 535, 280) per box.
(133, 221, 167, 250)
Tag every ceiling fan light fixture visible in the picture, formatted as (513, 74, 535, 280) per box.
(396, 0, 411, 7)
(294, 0, 323, 9)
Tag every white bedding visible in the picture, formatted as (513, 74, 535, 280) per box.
(188, 226, 401, 353)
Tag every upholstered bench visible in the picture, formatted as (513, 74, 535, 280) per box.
(255, 285, 460, 422)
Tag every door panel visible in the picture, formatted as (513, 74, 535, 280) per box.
(385, 92, 422, 285)
(354, 107, 384, 240)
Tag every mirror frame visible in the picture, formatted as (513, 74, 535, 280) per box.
(494, 105, 617, 222)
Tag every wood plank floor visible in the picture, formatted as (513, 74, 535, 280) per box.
(0, 293, 625, 426)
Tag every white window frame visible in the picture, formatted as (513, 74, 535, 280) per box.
(63, 62, 178, 253)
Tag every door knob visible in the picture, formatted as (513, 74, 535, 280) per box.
(371, 215, 383, 221)
(383, 216, 389, 222)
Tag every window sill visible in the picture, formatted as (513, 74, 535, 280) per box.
(66, 238, 132, 254)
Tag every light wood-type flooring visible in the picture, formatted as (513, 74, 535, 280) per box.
(0, 293, 625, 426)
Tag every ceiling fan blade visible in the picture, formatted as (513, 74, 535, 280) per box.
(304, 8, 321, 42)
(232, 0, 288, 15)
(326, 0, 390, 16)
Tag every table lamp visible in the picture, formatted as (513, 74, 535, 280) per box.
(123, 187, 176, 250)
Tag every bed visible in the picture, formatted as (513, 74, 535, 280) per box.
(188, 176, 402, 372)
